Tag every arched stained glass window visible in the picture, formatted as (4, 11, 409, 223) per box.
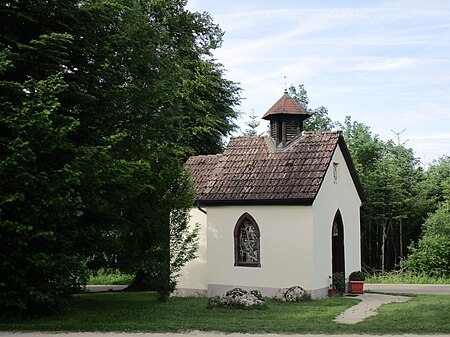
(234, 213, 261, 267)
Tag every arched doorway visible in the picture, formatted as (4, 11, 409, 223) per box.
(332, 210, 345, 291)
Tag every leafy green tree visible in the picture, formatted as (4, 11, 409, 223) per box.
(242, 109, 261, 136)
(0, 33, 88, 314)
(178, 60, 241, 154)
(402, 156, 450, 277)
(403, 202, 450, 277)
(85, 0, 239, 298)
(288, 84, 335, 131)
(342, 116, 383, 179)
(342, 117, 425, 271)
(418, 156, 450, 213)
(1, 0, 240, 313)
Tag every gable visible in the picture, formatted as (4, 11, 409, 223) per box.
(186, 131, 365, 205)
(336, 136, 367, 204)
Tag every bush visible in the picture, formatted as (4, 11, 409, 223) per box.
(349, 271, 366, 281)
(88, 269, 133, 285)
(331, 272, 345, 292)
(403, 203, 450, 277)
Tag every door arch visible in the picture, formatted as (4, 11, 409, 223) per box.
(332, 210, 345, 279)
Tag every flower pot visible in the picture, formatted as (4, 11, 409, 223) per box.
(328, 289, 338, 297)
(349, 281, 364, 294)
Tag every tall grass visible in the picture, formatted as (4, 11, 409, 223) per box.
(366, 271, 450, 284)
(87, 268, 133, 285)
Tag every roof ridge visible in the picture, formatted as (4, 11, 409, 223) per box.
(230, 135, 266, 140)
(194, 153, 222, 158)
(302, 130, 341, 134)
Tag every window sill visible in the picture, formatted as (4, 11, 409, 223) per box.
(234, 263, 261, 268)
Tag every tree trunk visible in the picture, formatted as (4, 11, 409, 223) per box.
(157, 213, 171, 302)
(390, 220, 397, 269)
(399, 218, 403, 260)
(381, 220, 387, 273)
(126, 270, 155, 291)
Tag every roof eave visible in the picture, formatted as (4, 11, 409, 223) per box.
(196, 198, 315, 206)
(337, 135, 367, 204)
(262, 112, 311, 120)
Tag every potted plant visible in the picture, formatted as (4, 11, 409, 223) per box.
(329, 272, 345, 296)
(328, 283, 337, 297)
(348, 271, 366, 294)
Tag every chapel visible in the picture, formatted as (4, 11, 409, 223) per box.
(176, 90, 366, 298)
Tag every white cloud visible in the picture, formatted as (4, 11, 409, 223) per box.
(407, 134, 450, 165)
(409, 134, 450, 141)
(347, 57, 417, 72)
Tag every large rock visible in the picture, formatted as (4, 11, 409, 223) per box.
(209, 288, 266, 309)
(274, 286, 308, 302)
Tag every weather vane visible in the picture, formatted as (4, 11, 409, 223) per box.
(284, 75, 288, 93)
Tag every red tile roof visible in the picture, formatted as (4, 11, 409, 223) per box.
(185, 154, 222, 197)
(262, 93, 309, 119)
(186, 131, 366, 205)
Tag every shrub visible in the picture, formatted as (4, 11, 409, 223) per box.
(88, 268, 133, 285)
(403, 203, 450, 277)
(331, 272, 345, 292)
(349, 271, 366, 281)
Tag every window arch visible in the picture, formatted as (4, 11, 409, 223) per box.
(234, 213, 261, 267)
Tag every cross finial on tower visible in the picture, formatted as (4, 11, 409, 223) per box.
(284, 75, 288, 94)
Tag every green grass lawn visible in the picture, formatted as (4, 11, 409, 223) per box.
(1, 292, 449, 334)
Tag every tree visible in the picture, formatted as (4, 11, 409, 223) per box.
(86, 0, 240, 299)
(288, 84, 335, 131)
(418, 156, 450, 214)
(402, 156, 450, 277)
(242, 109, 261, 136)
(342, 117, 425, 272)
(177, 59, 241, 154)
(0, 33, 88, 314)
(0, 0, 240, 313)
(403, 202, 450, 277)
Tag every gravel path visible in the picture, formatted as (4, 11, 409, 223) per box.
(334, 293, 411, 324)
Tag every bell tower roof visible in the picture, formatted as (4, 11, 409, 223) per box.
(262, 91, 311, 148)
(262, 92, 310, 120)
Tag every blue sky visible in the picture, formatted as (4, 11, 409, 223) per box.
(186, 0, 450, 165)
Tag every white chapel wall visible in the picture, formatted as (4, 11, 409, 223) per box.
(313, 145, 362, 295)
(175, 207, 208, 296)
(206, 205, 314, 297)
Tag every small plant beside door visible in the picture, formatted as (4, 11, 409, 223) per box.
(349, 271, 366, 294)
(329, 272, 345, 296)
